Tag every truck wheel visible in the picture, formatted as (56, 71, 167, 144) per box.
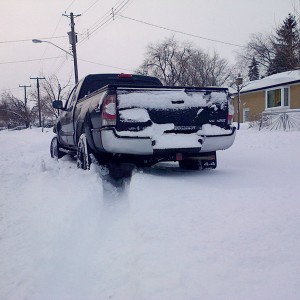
(77, 133, 91, 170)
(179, 159, 200, 170)
(50, 136, 65, 159)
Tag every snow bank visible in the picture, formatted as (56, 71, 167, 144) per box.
(1, 127, 300, 300)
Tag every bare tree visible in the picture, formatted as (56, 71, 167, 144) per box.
(137, 36, 193, 86)
(238, 32, 275, 77)
(41, 75, 71, 119)
(137, 36, 232, 87)
(183, 50, 232, 86)
(0, 92, 32, 128)
(0, 100, 10, 128)
(30, 74, 71, 125)
(248, 33, 275, 70)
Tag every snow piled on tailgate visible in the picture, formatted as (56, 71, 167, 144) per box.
(119, 108, 151, 122)
(117, 88, 228, 110)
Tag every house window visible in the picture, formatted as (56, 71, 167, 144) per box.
(266, 87, 290, 109)
(243, 108, 250, 122)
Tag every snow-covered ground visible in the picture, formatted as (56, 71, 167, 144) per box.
(1, 126, 300, 300)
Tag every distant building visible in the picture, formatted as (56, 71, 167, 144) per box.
(233, 70, 300, 124)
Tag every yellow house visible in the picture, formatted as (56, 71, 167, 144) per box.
(233, 70, 300, 124)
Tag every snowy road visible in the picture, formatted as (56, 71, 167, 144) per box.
(1, 127, 300, 300)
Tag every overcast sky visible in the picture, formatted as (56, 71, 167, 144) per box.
(0, 0, 297, 99)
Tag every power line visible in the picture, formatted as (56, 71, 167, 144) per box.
(29, 0, 133, 78)
(120, 15, 245, 48)
(78, 58, 135, 72)
(77, 1, 120, 45)
(52, 57, 70, 76)
(78, 0, 132, 46)
(82, 0, 102, 15)
(0, 56, 64, 65)
(84, 0, 126, 32)
(51, 56, 135, 76)
(78, 16, 113, 45)
(32, 0, 81, 76)
(78, 6, 113, 43)
(1, 1, 133, 91)
(65, 0, 76, 12)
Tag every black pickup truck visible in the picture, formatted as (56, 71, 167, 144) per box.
(51, 73, 236, 179)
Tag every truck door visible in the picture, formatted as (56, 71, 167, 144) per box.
(59, 85, 79, 147)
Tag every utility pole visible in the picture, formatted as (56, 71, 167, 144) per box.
(63, 12, 81, 84)
(19, 84, 31, 127)
(19, 84, 31, 108)
(30, 77, 45, 127)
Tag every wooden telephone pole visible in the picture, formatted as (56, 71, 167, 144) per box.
(19, 84, 31, 127)
(63, 12, 81, 84)
(30, 77, 45, 127)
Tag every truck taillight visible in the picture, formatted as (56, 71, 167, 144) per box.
(228, 114, 234, 125)
(118, 73, 132, 78)
(102, 95, 116, 126)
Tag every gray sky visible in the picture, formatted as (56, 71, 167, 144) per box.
(0, 0, 297, 99)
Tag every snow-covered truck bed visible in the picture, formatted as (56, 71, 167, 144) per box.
(51, 74, 236, 176)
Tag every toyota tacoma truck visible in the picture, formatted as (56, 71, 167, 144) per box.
(50, 73, 236, 179)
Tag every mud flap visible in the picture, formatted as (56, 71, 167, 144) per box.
(101, 163, 135, 193)
(108, 163, 134, 180)
(200, 152, 217, 170)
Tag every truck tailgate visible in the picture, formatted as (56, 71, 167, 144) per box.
(117, 87, 229, 126)
(113, 87, 233, 150)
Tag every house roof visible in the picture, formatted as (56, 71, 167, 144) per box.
(240, 69, 300, 94)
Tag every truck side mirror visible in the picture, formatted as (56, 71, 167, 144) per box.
(53, 100, 63, 110)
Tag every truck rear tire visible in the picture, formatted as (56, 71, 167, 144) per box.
(77, 133, 91, 170)
(50, 136, 65, 159)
